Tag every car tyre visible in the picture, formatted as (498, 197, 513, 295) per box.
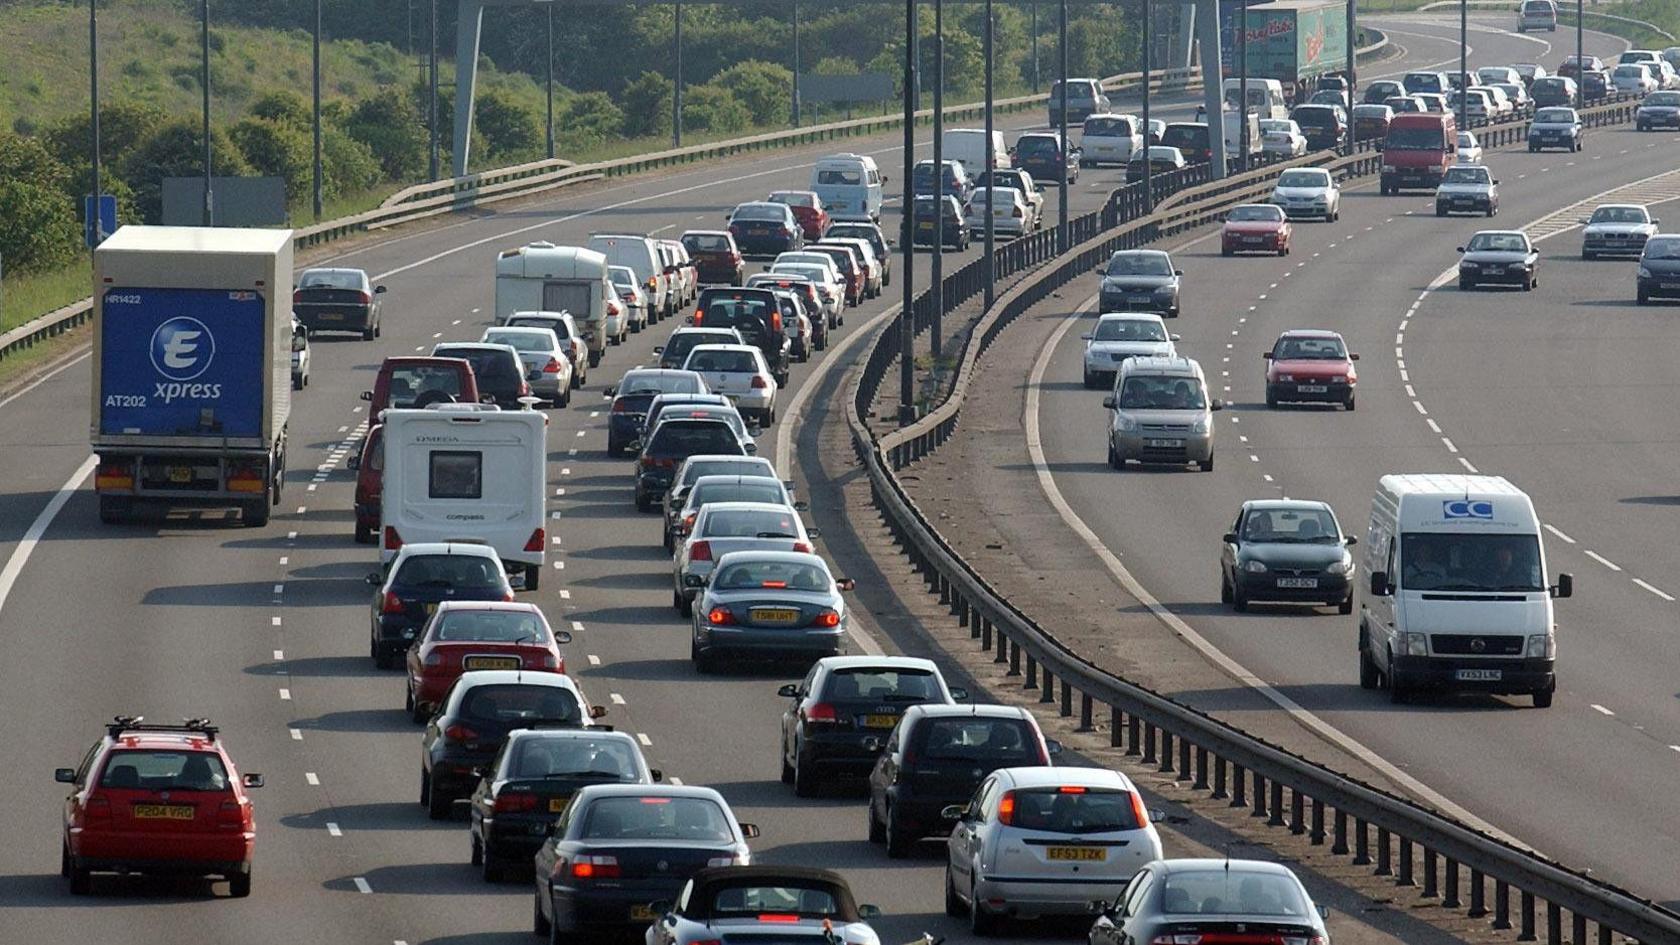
(481, 847, 504, 883)
(1232, 583, 1249, 612)
(534, 891, 553, 935)
(1106, 441, 1123, 471)
(792, 754, 817, 798)
(1222, 246, 1233, 257)
(1199, 454, 1214, 473)
(407, 684, 426, 723)
(636, 493, 653, 513)
(1345, 393, 1356, 411)
(354, 521, 373, 544)
(1533, 686, 1555, 708)
(426, 771, 451, 820)
(1339, 593, 1354, 615)
(1220, 572, 1233, 604)
(1637, 290, 1650, 304)
(867, 798, 887, 842)
(1435, 206, 1447, 218)
(470, 834, 483, 866)
(969, 879, 998, 936)
(1358, 636, 1380, 690)
(362, 325, 376, 341)
(524, 563, 541, 592)
(691, 637, 714, 674)
(68, 856, 91, 895)
(1082, 368, 1098, 389)
(1266, 389, 1278, 409)
(884, 806, 912, 859)
(945, 866, 966, 917)
(228, 869, 251, 898)
(1583, 250, 1595, 260)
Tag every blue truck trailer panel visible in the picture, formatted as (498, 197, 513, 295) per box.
(98, 287, 267, 439)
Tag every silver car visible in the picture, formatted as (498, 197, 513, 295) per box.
(501, 310, 588, 388)
(1581, 203, 1658, 259)
(689, 550, 849, 672)
(1080, 313, 1178, 388)
(673, 503, 816, 615)
(681, 344, 777, 425)
(609, 264, 650, 333)
(1104, 356, 1222, 472)
(647, 866, 881, 945)
(1270, 167, 1341, 221)
(964, 187, 1035, 238)
(673, 475, 805, 549)
(1434, 164, 1498, 217)
(480, 326, 574, 406)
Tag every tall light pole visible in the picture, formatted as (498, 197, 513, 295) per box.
(545, 5, 555, 159)
(312, 0, 323, 220)
(1239, 0, 1249, 168)
(1345, 0, 1357, 154)
(983, 0, 995, 309)
(90, 0, 102, 244)
(673, 1, 683, 148)
(792, 1, 801, 125)
(931, 0, 944, 359)
(1142, 0, 1152, 209)
(1032, 2, 1040, 93)
(899, 0, 917, 425)
(1576, 0, 1584, 107)
(1057, 0, 1068, 248)
(1458, 0, 1468, 132)
(428, 0, 439, 181)
(201, 0, 213, 226)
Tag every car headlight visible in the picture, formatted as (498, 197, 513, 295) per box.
(1276, 373, 1294, 382)
(1639, 267, 1654, 278)
(1526, 633, 1556, 659)
(1192, 416, 1211, 434)
(1327, 555, 1354, 575)
(1403, 632, 1429, 656)
(1155, 286, 1176, 296)
(1243, 560, 1269, 573)
(1115, 415, 1139, 432)
(1382, 164, 1397, 173)
(1460, 261, 1479, 269)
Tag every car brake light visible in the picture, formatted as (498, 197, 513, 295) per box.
(358, 291, 373, 305)
(751, 375, 768, 389)
(706, 605, 735, 625)
(95, 459, 134, 491)
(384, 526, 403, 551)
(757, 914, 801, 923)
(85, 796, 112, 823)
(681, 512, 697, 530)
(706, 855, 738, 868)
(569, 854, 621, 879)
(381, 591, 404, 614)
(226, 463, 265, 493)
(292, 290, 302, 303)
(218, 799, 246, 827)
(802, 702, 837, 725)
(525, 528, 546, 553)
(690, 540, 713, 562)
(761, 580, 787, 589)
(494, 793, 540, 813)
(998, 790, 1017, 825)
(1058, 785, 1087, 794)
(423, 650, 444, 667)
(611, 399, 630, 413)
(541, 652, 563, 672)
(692, 309, 704, 326)
(808, 609, 841, 628)
(443, 724, 480, 743)
(791, 541, 812, 554)
(770, 311, 783, 332)
(1129, 790, 1149, 827)
(543, 358, 563, 374)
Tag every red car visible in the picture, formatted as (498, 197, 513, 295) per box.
(1264, 329, 1359, 410)
(57, 717, 263, 897)
(1221, 204, 1293, 257)
(767, 190, 831, 241)
(681, 230, 745, 285)
(804, 243, 866, 304)
(349, 423, 383, 544)
(361, 356, 483, 414)
(404, 601, 574, 722)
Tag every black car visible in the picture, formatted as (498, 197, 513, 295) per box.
(1159, 122, 1213, 164)
(777, 657, 964, 797)
(1581, 69, 1613, 100)
(467, 729, 657, 881)
(1530, 76, 1577, 107)
(1014, 131, 1080, 183)
(905, 195, 970, 251)
(1290, 105, 1345, 151)
(1457, 230, 1539, 290)
(657, 328, 742, 371)
(1097, 249, 1182, 317)
(292, 267, 385, 339)
(727, 202, 803, 256)
(420, 671, 604, 819)
(865, 704, 1056, 857)
(633, 417, 748, 512)
(1089, 859, 1333, 945)
(912, 159, 974, 204)
(431, 343, 530, 410)
(825, 222, 891, 287)
(641, 392, 735, 441)
(366, 544, 514, 669)
(531, 785, 757, 940)
(1220, 500, 1357, 613)
(606, 368, 710, 455)
(1636, 234, 1680, 303)
(692, 287, 791, 386)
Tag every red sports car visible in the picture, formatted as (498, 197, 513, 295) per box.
(767, 190, 832, 241)
(404, 601, 574, 722)
(1222, 204, 1293, 257)
(1264, 329, 1359, 410)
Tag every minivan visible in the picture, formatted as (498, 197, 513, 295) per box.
(1102, 356, 1222, 471)
(1222, 78, 1288, 120)
(1360, 474, 1570, 707)
(809, 153, 884, 223)
(940, 128, 1012, 176)
(1080, 113, 1144, 166)
(586, 233, 671, 322)
(1049, 77, 1110, 126)
(1517, 0, 1558, 32)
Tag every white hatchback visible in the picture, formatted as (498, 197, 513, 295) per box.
(682, 343, 778, 425)
(944, 766, 1163, 931)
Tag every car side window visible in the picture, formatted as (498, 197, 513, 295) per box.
(967, 776, 996, 820)
(801, 664, 820, 697)
(75, 741, 103, 786)
(1112, 869, 1148, 915)
(1122, 869, 1155, 916)
(1231, 509, 1245, 539)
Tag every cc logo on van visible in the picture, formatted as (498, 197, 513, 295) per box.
(1442, 499, 1494, 520)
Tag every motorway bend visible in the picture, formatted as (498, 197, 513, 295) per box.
(0, 15, 1612, 944)
(1030, 17, 1680, 906)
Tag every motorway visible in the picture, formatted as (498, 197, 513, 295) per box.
(1028, 15, 1680, 908)
(0, 13, 1646, 944)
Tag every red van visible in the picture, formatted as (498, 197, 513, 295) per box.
(350, 423, 383, 544)
(360, 356, 482, 415)
(1379, 112, 1458, 194)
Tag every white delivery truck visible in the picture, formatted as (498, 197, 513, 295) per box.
(941, 128, 1013, 176)
(495, 242, 610, 367)
(1358, 474, 1572, 707)
(91, 226, 292, 527)
(379, 404, 548, 590)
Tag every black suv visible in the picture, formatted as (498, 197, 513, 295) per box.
(632, 418, 749, 512)
(692, 287, 790, 387)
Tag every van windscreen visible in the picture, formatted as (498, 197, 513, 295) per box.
(1118, 375, 1207, 410)
(1385, 125, 1445, 149)
(1399, 533, 1543, 592)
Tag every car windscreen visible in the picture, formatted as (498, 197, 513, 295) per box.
(100, 750, 229, 791)
(394, 554, 506, 590)
(1590, 206, 1647, 224)
(1648, 91, 1680, 105)
(1242, 507, 1340, 543)
(1535, 108, 1575, 122)
(621, 372, 704, 396)
(699, 508, 801, 539)
(1083, 116, 1133, 136)
(1118, 375, 1207, 410)
(1105, 253, 1172, 277)
(1094, 319, 1168, 342)
(460, 684, 581, 725)
(387, 365, 466, 407)
(683, 233, 733, 253)
(692, 483, 788, 509)
(1015, 136, 1060, 156)
(685, 349, 759, 373)
(579, 795, 733, 841)
(1160, 870, 1310, 916)
(712, 558, 829, 590)
(648, 422, 741, 457)
(1400, 533, 1544, 592)
(507, 735, 640, 780)
(732, 204, 785, 222)
(1466, 233, 1528, 252)
(484, 330, 556, 353)
(298, 269, 363, 290)
(429, 610, 548, 643)
(1228, 205, 1285, 223)
(1644, 236, 1680, 258)
(916, 718, 1042, 762)
(1277, 170, 1328, 188)
(1273, 335, 1347, 359)
(435, 349, 519, 385)
(506, 317, 572, 339)
(821, 667, 942, 702)
(709, 883, 841, 918)
(1005, 787, 1143, 833)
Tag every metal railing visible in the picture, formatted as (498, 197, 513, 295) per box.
(843, 94, 1679, 945)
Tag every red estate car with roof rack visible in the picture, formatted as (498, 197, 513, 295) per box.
(57, 717, 263, 897)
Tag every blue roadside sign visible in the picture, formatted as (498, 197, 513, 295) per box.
(85, 194, 118, 249)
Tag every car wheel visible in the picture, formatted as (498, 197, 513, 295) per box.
(636, 493, 652, 513)
(1222, 246, 1233, 257)
(1459, 278, 1474, 291)
(1232, 582, 1249, 612)
(1583, 250, 1595, 260)
(228, 869, 251, 899)
(1199, 454, 1214, 472)
(470, 834, 483, 866)
(524, 563, 541, 592)
(1435, 206, 1446, 217)
(1533, 686, 1555, 708)
(481, 846, 504, 883)
(867, 798, 886, 842)
(690, 636, 714, 674)
(969, 878, 998, 935)
(1638, 291, 1650, 305)
(1387, 650, 1409, 704)
(792, 754, 817, 798)
(884, 806, 913, 859)
(557, 386, 571, 408)
(534, 890, 553, 935)
(68, 854, 91, 895)
(354, 521, 373, 544)
(780, 739, 795, 785)
(1220, 572, 1233, 604)
(426, 772, 452, 820)
(945, 866, 966, 917)
(677, 591, 693, 619)
(1339, 594, 1354, 615)
(362, 325, 376, 341)
(1488, 205, 1497, 217)
(407, 685, 427, 723)
(1082, 368, 1098, 389)
(1106, 441, 1123, 470)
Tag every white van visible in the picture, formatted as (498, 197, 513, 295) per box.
(810, 153, 884, 223)
(941, 128, 1012, 177)
(1223, 78, 1289, 121)
(1079, 113, 1144, 166)
(587, 233, 671, 322)
(379, 404, 548, 589)
(495, 243, 609, 367)
(1359, 474, 1572, 707)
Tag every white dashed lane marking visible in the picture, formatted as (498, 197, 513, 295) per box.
(587, 654, 602, 666)
(1632, 579, 1675, 602)
(1544, 524, 1576, 544)
(610, 693, 627, 705)
(1590, 704, 1616, 717)
(327, 822, 343, 837)
(353, 877, 373, 894)
(1584, 551, 1622, 572)
(636, 733, 653, 747)
(305, 772, 319, 785)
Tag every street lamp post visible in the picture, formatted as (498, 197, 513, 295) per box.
(792, 1, 801, 125)
(546, 6, 555, 160)
(1239, 0, 1249, 168)
(312, 0, 323, 220)
(1142, 0, 1152, 209)
(983, 0, 995, 309)
(931, 0, 944, 359)
(201, 0, 212, 226)
(90, 0, 102, 244)
(429, 0, 439, 181)
(673, 1, 683, 148)
(1057, 0, 1068, 248)
(1576, 0, 1584, 108)
(899, 0, 917, 425)
(1458, 0, 1469, 131)
(1346, 0, 1357, 152)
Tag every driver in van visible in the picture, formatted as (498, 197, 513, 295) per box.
(1485, 545, 1536, 589)
(1404, 543, 1448, 586)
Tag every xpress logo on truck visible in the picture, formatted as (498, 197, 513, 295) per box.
(100, 288, 265, 439)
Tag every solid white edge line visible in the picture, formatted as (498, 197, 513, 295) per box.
(0, 455, 96, 615)
(1025, 289, 1521, 848)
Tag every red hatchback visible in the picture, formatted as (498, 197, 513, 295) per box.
(404, 601, 574, 722)
(1222, 204, 1293, 257)
(681, 230, 745, 286)
(349, 423, 384, 544)
(58, 717, 263, 897)
(767, 190, 832, 241)
(361, 356, 483, 415)
(1264, 329, 1359, 410)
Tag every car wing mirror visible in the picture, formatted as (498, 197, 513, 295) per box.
(650, 899, 673, 917)
(1101, 395, 1117, 409)
(1149, 807, 1167, 823)
(1211, 399, 1225, 411)
(650, 768, 664, 782)
(626, 441, 643, 454)
(1080, 333, 1093, 340)
(605, 385, 617, 396)
(861, 735, 884, 753)
(738, 822, 761, 839)
(553, 630, 574, 645)
(588, 705, 609, 720)
(55, 768, 76, 784)
(949, 686, 969, 701)
(360, 390, 373, 401)
(347, 453, 361, 470)
(743, 442, 758, 455)
(858, 904, 882, 919)
(365, 572, 383, 586)
(792, 500, 809, 512)
(1456, 246, 1466, 253)
(1262, 351, 1274, 359)
(1319, 905, 1331, 920)
(1349, 352, 1360, 361)
(470, 766, 488, 779)
(1552, 572, 1574, 599)
(777, 683, 800, 697)
(374, 285, 388, 294)
(940, 804, 967, 821)
(1088, 899, 1112, 914)
(242, 773, 265, 789)
(1046, 738, 1065, 756)
(1223, 532, 1238, 544)
(1174, 269, 1184, 276)
(480, 394, 497, 405)
(1345, 535, 1359, 546)
(835, 577, 856, 591)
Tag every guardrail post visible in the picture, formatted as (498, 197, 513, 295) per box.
(1353, 818, 1369, 865)
(1210, 756, 1226, 798)
(1443, 858, 1460, 908)
(1375, 827, 1391, 875)
(1288, 790, 1304, 835)
(1467, 869, 1485, 917)
(1251, 772, 1266, 818)
(1177, 738, 1190, 782)
(1495, 881, 1512, 929)
(1078, 693, 1093, 731)
(1109, 705, 1123, 748)
(1008, 639, 1021, 676)
(1126, 715, 1141, 756)
(1141, 723, 1158, 763)
(1058, 679, 1071, 715)
(1041, 669, 1055, 704)
(1309, 800, 1324, 845)
(1546, 903, 1561, 945)
(1229, 763, 1245, 806)
(1024, 653, 1038, 688)
(1331, 809, 1347, 854)
(1520, 891, 1536, 940)
(1267, 781, 1285, 827)
(1423, 848, 1438, 898)
(1158, 731, 1174, 773)
(1594, 923, 1611, 945)
(1397, 837, 1415, 886)
(1571, 912, 1586, 945)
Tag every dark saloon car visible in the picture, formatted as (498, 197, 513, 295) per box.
(1088, 859, 1332, 945)
(430, 342, 530, 410)
(727, 202, 803, 257)
(367, 542, 514, 669)
(1013, 131, 1080, 183)
(420, 670, 605, 819)
(1097, 249, 1182, 317)
(632, 417, 750, 512)
(1457, 229, 1539, 290)
(680, 230, 745, 285)
(911, 159, 974, 203)
(1636, 234, 1680, 303)
(531, 785, 757, 940)
(293, 267, 385, 339)
(905, 195, 970, 251)
(778, 656, 963, 796)
(606, 368, 710, 455)
(466, 728, 656, 881)
(692, 286, 791, 386)
(866, 704, 1057, 857)
(1219, 499, 1357, 613)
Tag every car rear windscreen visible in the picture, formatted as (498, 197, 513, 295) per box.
(821, 667, 942, 702)
(649, 422, 741, 456)
(388, 365, 466, 407)
(100, 750, 229, 791)
(1083, 116, 1133, 137)
(461, 684, 581, 724)
(431, 610, 548, 643)
(683, 233, 733, 253)
(686, 349, 758, 373)
(580, 796, 733, 841)
(915, 717, 1042, 762)
(692, 482, 787, 508)
(1005, 787, 1143, 832)
(395, 554, 505, 589)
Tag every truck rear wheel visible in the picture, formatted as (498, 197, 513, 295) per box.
(524, 563, 541, 591)
(244, 499, 270, 528)
(98, 495, 129, 525)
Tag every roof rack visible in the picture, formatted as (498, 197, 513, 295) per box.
(106, 716, 219, 740)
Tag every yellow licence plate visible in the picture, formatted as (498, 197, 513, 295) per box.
(751, 607, 801, 624)
(133, 804, 195, 820)
(464, 656, 520, 671)
(1047, 847, 1106, 861)
(168, 466, 194, 483)
(425, 603, 438, 614)
(629, 904, 658, 920)
(549, 797, 569, 813)
(862, 714, 899, 729)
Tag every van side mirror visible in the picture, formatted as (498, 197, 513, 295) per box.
(1370, 571, 1391, 597)
(55, 768, 75, 783)
(1211, 399, 1225, 411)
(242, 773, 265, 789)
(1552, 572, 1574, 599)
(360, 390, 373, 401)
(1102, 395, 1117, 409)
(588, 705, 609, 719)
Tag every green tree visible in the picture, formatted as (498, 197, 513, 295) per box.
(558, 91, 624, 148)
(621, 71, 673, 139)
(681, 84, 750, 134)
(250, 90, 313, 127)
(709, 61, 792, 126)
(474, 86, 542, 161)
(0, 133, 73, 194)
(0, 179, 81, 272)
(229, 117, 312, 207)
(348, 87, 426, 181)
(321, 128, 382, 199)
(42, 102, 167, 175)
(120, 119, 254, 223)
